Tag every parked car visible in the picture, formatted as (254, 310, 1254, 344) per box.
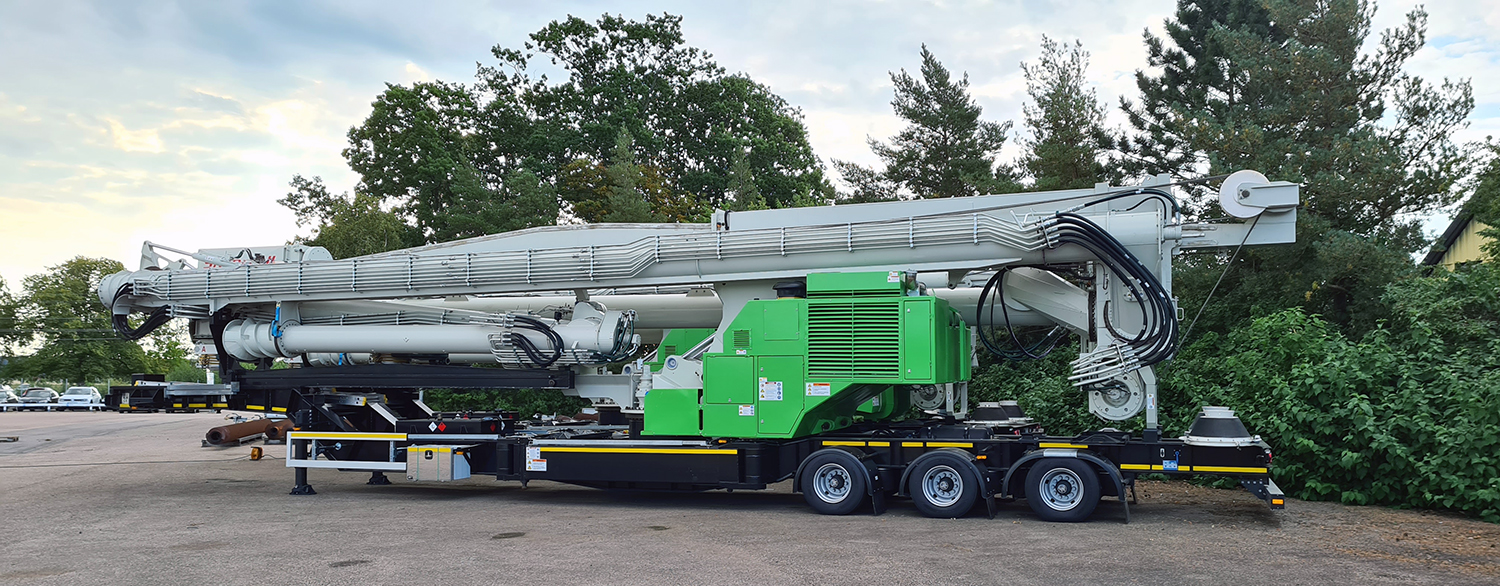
(17, 388, 59, 404)
(0, 385, 18, 403)
(58, 386, 103, 408)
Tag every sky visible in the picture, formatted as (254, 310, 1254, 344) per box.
(2, 0, 1498, 289)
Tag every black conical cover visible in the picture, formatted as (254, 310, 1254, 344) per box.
(1187, 409, 1251, 439)
(972, 401, 1026, 421)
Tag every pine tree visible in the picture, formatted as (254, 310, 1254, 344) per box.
(1124, 0, 1475, 336)
(1120, 0, 1280, 180)
(603, 131, 658, 223)
(1018, 37, 1119, 191)
(724, 147, 768, 211)
(834, 45, 1016, 200)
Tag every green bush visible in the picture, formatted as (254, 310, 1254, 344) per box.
(422, 389, 589, 420)
(1162, 306, 1500, 521)
(975, 263, 1500, 522)
(970, 341, 1099, 435)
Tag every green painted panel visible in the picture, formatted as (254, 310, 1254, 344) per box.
(694, 271, 973, 439)
(646, 328, 715, 371)
(703, 355, 754, 404)
(762, 301, 801, 341)
(755, 355, 805, 437)
(701, 403, 758, 437)
(902, 298, 934, 381)
(807, 271, 905, 297)
(642, 388, 701, 436)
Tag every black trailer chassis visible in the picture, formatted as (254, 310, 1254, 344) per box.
(182, 365, 1285, 522)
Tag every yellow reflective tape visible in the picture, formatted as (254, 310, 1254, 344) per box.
(866, 441, 891, 447)
(1193, 465, 1267, 474)
(212, 403, 228, 408)
(271, 407, 288, 413)
(1039, 442, 1088, 449)
(247, 405, 265, 411)
(1120, 464, 1152, 470)
(537, 447, 738, 455)
(172, 404, 183, 408)
(901, 442, 924, 448)
(188, 403, 206, 408)
(288, 432, 406, 441)
(1151, 465, 1164, 471)
(408, 447, 452, 453)
(926, 442, 973, 448)
(821, 440, 866, 447)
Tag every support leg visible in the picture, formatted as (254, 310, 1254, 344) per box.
(289, 410, 316, 495)
(367, 471, 392, 486)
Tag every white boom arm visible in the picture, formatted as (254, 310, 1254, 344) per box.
(102, 172, 1297, 421)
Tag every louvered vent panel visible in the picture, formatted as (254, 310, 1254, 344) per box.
(807, 300, 901, 379)
(732, 329, 751, 349)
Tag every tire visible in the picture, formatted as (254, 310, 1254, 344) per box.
(1023, 458, 1101, 522)
(799, 450, 868, 515)
(907, 452, 979, 518)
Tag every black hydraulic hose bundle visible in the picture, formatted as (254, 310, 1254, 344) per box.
(510, 315, 564, 368)
(1048, 212, 1178, 366)
(976, 190, 1180, 368)
(593, 312, 636, 363)
(109, 284, 172, 341)
(975, 267, 1068, 360)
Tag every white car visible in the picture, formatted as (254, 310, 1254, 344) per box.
(0, 385, 18, 403)
(57, 386, 103, 409)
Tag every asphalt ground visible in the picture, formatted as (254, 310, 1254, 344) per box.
(0, 411, 1496, 585)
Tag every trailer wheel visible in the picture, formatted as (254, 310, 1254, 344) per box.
(1023, 458, 1100, 522)
(907, 452, 979, 518)
(800, 450, 868, 515)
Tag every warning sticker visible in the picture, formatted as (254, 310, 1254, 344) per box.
(759, 380, 783, 401)
(806, 382, 831, 397)
(888, 270, 901, 283)
(739, 405, 755, 416)
(525, 446, 547, 472)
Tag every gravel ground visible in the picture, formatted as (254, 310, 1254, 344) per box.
(0, 410, 1496, 585)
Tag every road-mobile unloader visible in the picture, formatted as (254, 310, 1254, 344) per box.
(101, 171, 1298, 521)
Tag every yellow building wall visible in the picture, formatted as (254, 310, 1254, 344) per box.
(1441, 220, 1492, 269)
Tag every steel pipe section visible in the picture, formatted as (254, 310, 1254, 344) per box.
(205, 419, 274, 445)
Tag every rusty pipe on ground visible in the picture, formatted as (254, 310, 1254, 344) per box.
(263, 419, 295, 441)
(205, 419, 271, 445)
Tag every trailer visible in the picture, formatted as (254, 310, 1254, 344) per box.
(106, 374, 230, 413)
(100, 171, 1297, 521)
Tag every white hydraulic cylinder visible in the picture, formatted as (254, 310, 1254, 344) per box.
(221, 312, 626, 363)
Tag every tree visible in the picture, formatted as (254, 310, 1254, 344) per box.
(602, 131, 658, 223)
(481, 14, 827, 209)
(9, 257, 150, 385)
(302, 13, 824, 237)
(0, 275, 19, 355)
(1460, 143, 1500, 260)
(724, 146, 768, 211)
(1126, 0, 1471, 238)
(1122, 0, 1475, 336)
(279, 175, 422, 259)
(558, 133, 699, 224)
(1120, 0, 1280, 181)
(343, 82, 490, 242)
(1018, 37, 1119, 191)
(835, 45, 1016, 200)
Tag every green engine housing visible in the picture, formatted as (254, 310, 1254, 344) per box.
(643, 271, 970, 438)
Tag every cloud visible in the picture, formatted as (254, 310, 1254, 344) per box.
(1, 0, 1496, 287)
